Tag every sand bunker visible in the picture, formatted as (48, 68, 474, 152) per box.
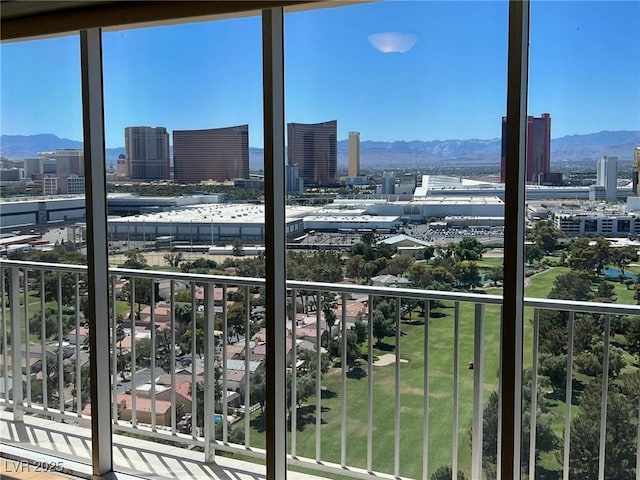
(373, 353, 409, 366)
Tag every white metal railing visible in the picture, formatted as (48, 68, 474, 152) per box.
(2, 259, 640, 479)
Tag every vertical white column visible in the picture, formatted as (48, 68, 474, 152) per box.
(471, 303, 486, 480)
(598, 316, 611, 480)
(263, 7, 287, 479)
(451, 302, 460, 479)
(562, 311, 575, 480)
(528, 309, 540, 479)
(80, 27, 113, 476)
(204, 283, 216, 463)
(10, 267, 23, 421)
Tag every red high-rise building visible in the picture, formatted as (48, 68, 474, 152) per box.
(500, 113, 551, 183)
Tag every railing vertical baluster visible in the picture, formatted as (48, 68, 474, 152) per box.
(130, 277, 137, 428)
(452, 302, 460, 479)
(190, 281, 196, 439)
(394, 298, 401, 479)
(471, 303, 485, 480)
(150, 279, 156, 432)
(10, 267, 23, 421)
(422, 299, 430, 480)
(340, 292, 347, 468)
(222, 284, 228, 444)
(24, 268, 31, 407)
(291, 288, 298, 457)
(57, 272, 64, 414)
(0, 267, 7, 404)
(204, 283, 215, 463)
(562, 311, 575, 480)
(40, 270, 47, 411)
(111, 275, 118, 422)
(315, 290, 322, 462)
(529, 308, 540, 479)
(170, 280, 176, 436)
(75, 273, 81, 416)
(598, 315, 611, 480)
(367, 294, 374, 473)
(244, 285, 251, 448)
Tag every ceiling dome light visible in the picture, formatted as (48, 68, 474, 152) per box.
(368, 32, 418, 53)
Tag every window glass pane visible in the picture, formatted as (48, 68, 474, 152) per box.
(285, 2, 507, 478)
(102, 15, 264, 475)
(0, 34, 91, 464)
(527, 1, 640, 478)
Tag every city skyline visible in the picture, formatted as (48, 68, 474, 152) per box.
(1, 1, 639, 149)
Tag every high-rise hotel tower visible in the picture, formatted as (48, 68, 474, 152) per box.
(173, 125, 249, 184)
(632, 146, 640, 195)
(348, 131, 360, 177)
(500, 113, 551, 183)
(287, 120, 337, 186)
(125, 126, 170, 180)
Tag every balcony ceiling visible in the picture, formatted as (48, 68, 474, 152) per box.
(0, 0, 319, 41)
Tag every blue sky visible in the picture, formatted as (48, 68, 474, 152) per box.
(1, 1, 638, 149)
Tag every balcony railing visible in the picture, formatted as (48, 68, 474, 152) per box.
(2, 258, 640, 480)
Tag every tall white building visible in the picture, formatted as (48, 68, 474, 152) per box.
(125, 126, 170, 180)
(348, 131, 360, 177)
(596, 155, 618, 200)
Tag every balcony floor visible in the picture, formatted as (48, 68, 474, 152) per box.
(0, 410, 326, 480)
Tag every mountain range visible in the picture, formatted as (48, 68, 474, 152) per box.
(1, 130, 638, 171)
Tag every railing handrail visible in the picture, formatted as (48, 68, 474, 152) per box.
(3, 258, 640, 316)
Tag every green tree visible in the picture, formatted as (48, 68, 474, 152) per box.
(250, 371, 266, 413)
(532, 219, 562, 253)
(122, 249, 148, 270)
(549, 270, 594, 301)
(569, 381, 636, 480)
(135, 338, 151, 365)
(180, 327, 205, 357)
(384, 254, 414, 276)
(486, 265, 504, 286)
(595, 281, 616, 302)
(613, 246, 638, 276)
(337, 330, 362, 369)
(351, 320, 367, 345)
(28, 310, 58, 340)
(419, 245, 435, 263)
(480, 371, 560, 477)
(361, 231, 376, 246)
(232, 238, 244, 256)
(590, 237, 612, 275)
(430, 466, 467, 480)
(453, 237, 485, 262)
(372, 310, 395, 346)
(525, 243, 545, 265)
(539, 353, 567, 393)
(120, 277, 159, 314)
(626, 317, 640, 361)
(163, 252, 184, 268)
(345, 254, 366, 281)
(453, 261, 481, 289)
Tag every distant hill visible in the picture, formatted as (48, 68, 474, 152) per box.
(0, 134, 125, 163)
(2, 130, 638, 171)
